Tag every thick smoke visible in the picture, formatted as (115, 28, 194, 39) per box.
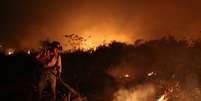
(100, 36, 201, 101)
(113, 84, 156, 101)
(1, 0, 201, 49)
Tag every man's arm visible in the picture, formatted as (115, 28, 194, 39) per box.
(35, 49, 49, 63)
(56, 55, 62, 78)
(47, 56, 57, 67)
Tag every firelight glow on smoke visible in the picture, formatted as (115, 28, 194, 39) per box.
(113, 84, 156, 101)
(2, 0, 201, 50)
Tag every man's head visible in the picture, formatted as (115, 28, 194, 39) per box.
(50, 41, 62, 55)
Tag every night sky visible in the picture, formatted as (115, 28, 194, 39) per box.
(1, 0, 201, 49)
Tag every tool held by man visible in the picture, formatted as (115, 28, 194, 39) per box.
(58, 77, 87, 101)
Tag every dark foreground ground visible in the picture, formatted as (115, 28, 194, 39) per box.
(1, 36, 201, 101)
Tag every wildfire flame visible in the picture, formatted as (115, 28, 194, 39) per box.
(113, 84, 156, 101)
(157, 94, 168, 101)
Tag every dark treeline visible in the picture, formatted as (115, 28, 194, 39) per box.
(1, 36, 201, 101)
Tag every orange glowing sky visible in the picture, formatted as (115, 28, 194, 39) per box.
(1, 0, 201, 50)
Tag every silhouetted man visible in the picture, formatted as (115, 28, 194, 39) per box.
(36, 41, 62, 101)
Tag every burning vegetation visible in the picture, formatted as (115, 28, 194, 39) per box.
(1, 36, 201, 101)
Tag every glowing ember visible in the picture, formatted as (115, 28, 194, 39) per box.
(147, 72, 157, 77)
(5, 48, 15, 55)
(124, 74, 130, 78)
(27, 50, 31, 54)
(8, 51, 13, 55)
(157, 94, 168, 101)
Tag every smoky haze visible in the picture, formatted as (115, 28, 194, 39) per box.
(1, 0, 201, 49)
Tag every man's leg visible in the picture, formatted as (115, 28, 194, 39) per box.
(50, 75, 57, 101)
(37, 75, 48, 101)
